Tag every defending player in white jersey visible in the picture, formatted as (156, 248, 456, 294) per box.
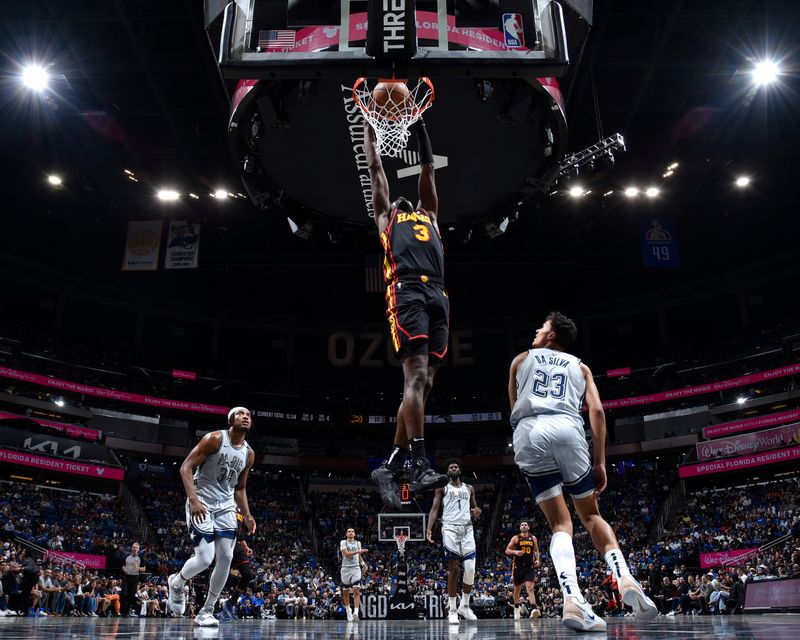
(427, 460, 481, 624)
(509, 313, 657, 632)
(167, 407, 256, 627)
(340, 527, 369, 621)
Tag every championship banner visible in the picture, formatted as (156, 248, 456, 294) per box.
(122, 220, 162, 271)
(43, 551, 107, 570)
(703, 408, 800, 439)
(0, 366, 228, 416)
(0, 447, 125, 481)
(678, 444, 800, 479)
(602, 363, 800, 410)
(0, 410, 101, 441)
(700, 548, 759, 569)
(164, 220, 201, 270)
(696, 423, 800, 461)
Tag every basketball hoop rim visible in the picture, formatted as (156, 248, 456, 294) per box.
(352, 76, 436, 123)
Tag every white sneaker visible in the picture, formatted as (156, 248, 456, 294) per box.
(36, 611, 48, 617)
(562, 596, 606, 632)
(618, 575, 659, 621)
(346, 609, 353, 622)
(352, 611, 359, 621)
(194, 608, 219, 627)
(530, 607, 541, 619)
(168, 573, 186, 616)
(448, 611, 459, 624)
(0, 610, 7, 616)
(513, 607, 521, 620)
(457, 605, 477, 621)
(666, 610, 676, 617)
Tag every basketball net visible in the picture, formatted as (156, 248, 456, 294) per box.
(353, 77, 435, 157)
(394, 533, 409, 557)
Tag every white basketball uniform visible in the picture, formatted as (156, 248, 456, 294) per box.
(510, 348, 595, 503)
(441, 482, 476, 559)
(340, 539, 362, 587)
(185, 429, 250, 542)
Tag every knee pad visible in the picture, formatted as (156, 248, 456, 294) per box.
(463, 558, 475, 585)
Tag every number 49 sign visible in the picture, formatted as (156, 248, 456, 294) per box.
(641, 218, 680, 267)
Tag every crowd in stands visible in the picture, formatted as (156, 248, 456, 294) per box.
(1, 466, 799, 620)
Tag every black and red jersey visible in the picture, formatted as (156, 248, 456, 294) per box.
(512, 534, 536, 570)
(380, 207, 444, 283)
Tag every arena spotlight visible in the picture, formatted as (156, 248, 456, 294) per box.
(22, 64, 49, 92)
(735, 176, 751, 188)
(752, 60, 780, 86)
(47, 174, 63, 186)
(157, 189, 180, 201)
(624, 187, 639, 198)
(737, 396, 747, 405)
(645, 187, 660, 198)
(212, 189, 229, 199)
(568, 185, 584, 198)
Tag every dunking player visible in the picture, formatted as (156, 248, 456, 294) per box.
(340, 527, 368, 621)
(508, 313, 657, 632)
(365, 118, 448, 508)
(167, 407, 256, 626)
(426, 460, 481, 624)
(506, 520, 542, 619)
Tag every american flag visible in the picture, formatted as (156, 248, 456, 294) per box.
(258, 30, 296, 50)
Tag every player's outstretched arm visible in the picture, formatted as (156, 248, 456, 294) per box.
(364, 120, 391, 233)
(508, 352, 528, 413)
(505, 535, 520, 557)
(413, 120, 438, 222)
(180, 431, 222, 523)
(234, 448, 257, 534)
(426, 487, 444, 543)
(581, 363, 608, 496)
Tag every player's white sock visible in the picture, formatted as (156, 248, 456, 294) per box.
(449, 596, 457, 611)
(604, 549, 632, 579)
(550, 531, 582, 600)
(460, 592, 470, 607)
(354, 607, 359, 615)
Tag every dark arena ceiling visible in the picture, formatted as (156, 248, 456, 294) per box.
(0, 1, 798, 330)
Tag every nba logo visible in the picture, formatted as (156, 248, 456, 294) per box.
(502, 13, 525, 49)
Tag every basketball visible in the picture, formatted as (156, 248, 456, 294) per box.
(372, 81, 411, 115)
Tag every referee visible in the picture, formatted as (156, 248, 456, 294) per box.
(121, 542, 144, 616)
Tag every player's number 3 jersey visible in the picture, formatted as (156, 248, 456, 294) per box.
(381, 208, 444, 282)
(511, 348, 586, 426)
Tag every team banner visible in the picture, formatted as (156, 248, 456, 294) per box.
(43, 551, 107, 570)
(164, 221, 201, 270)
(121, 220, 162, 271)
(700, 548, 760, 569)
(678, 444, 800, 479)
(0, 447, 124, 481)
(696, 423, 800, 461)
(641, 218, 680, 267)
(603, 364, 800, 410)
(0, 366, 228, 415)
(703, 408, 800, 439)
(0, 410, 101, 441)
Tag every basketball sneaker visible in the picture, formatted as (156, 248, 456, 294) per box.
(448, 610, 459, 624)
(456, 603, 477, 621)
(167, 573, 186, 616)
(562, 596, 606, 632)
(346, 608, 353, 622)
(618, 576, 659, 620)
(513, 606, 521, 620)
(371, 465, 401, 510)
(530, 607, 541, 619)
(352, 610, 360, 621)
(409, 460, 448, 493)
(194, 607, 219, 627)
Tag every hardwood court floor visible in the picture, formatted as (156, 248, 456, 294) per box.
(0, 614, 797, 639)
